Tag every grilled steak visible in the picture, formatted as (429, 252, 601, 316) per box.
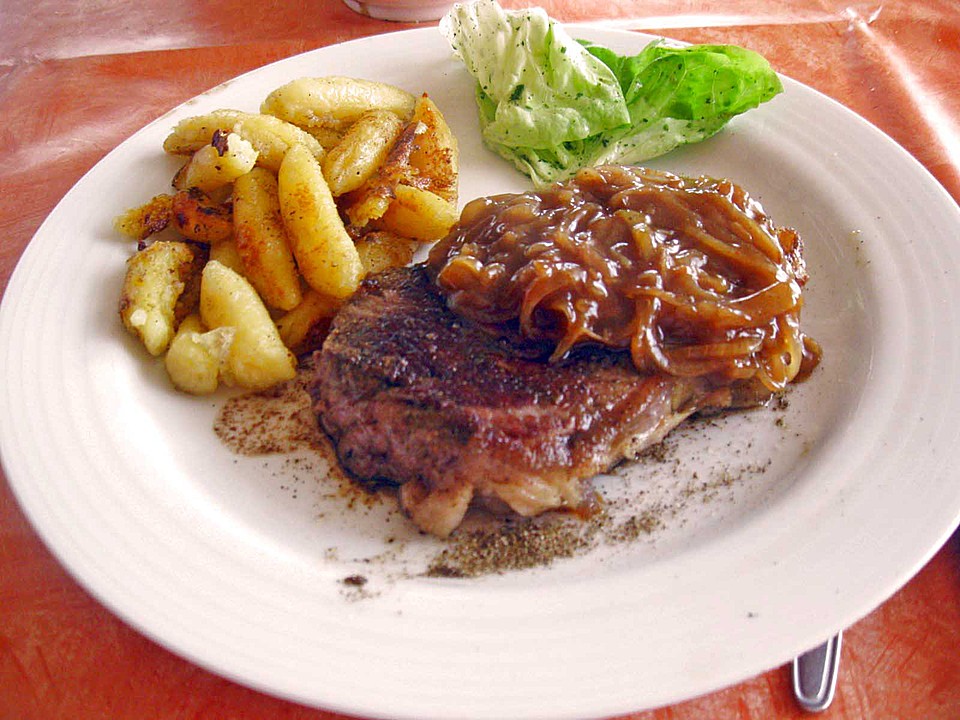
(310, 265, 745, 537)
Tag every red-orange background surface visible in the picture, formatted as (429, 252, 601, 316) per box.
(2, 1, 959, 718)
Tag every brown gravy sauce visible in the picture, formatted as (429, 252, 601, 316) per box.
(428, 165, 819, 392)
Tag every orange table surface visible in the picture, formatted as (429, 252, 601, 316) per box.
(2, 1, 960, 718)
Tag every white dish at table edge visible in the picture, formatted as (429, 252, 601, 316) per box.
(2, 25, 960, 720)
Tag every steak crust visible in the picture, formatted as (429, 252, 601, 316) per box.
(310, 265, 740, 537)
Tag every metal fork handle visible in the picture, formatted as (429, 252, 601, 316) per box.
(792, 632, 843, 713)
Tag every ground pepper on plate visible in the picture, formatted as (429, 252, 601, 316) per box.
(424, 518, 594, 578)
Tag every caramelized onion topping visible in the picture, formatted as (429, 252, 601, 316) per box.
(427, 165, 819, 391)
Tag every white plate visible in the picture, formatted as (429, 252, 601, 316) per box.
(3, 26, 960, 720)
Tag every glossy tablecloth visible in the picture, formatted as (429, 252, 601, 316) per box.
(2, 1, 959, 718)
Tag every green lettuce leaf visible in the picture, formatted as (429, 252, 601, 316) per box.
(440, 0, 783, 186)
(439, 0, 627, 181)
(580, 40, 784, 168)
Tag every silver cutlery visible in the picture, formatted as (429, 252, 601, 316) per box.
(792, 632, 843, 713)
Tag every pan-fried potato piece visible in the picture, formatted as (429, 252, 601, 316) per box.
(342, 185, 392, 230)
(114, 194, 173, 241)
(304, 125, 345, 150)
(163, 109, 324, 172)
(164, 314, 235, 395)
(208, 239, 245, 274)
(261, 76, 416, 135)
(276, 289, 340, 356)
(171, 188, 233, 243)
(408, 94, 459, 204)
(380, 184, 459, 242)
(172, 243, 209, 326)
(341, 120, 421, 229)
(172, 131, 259, 192)
(231, 113, 326, 171)
(322, 110, 405, 196)
(278, 143, 364, 299)
(340, 98, 459, 228)
(233, 167, 303, 311)
(162, 109, 246, 155)
(119, 240, 197, 356)
(355, 231, 418, 275)
(199, 260, 297, 390)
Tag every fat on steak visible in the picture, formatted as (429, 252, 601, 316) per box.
(310, 265, 747, 538)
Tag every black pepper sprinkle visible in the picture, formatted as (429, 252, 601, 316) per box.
(425, 519, 593, 578)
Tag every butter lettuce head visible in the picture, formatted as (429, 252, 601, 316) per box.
(439, 1, 627, 148)
(440, 0, 783, 186)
